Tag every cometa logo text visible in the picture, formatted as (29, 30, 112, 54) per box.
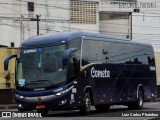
(91, 67, 110, 78)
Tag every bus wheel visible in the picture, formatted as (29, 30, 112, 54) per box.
(135, 90, 144, 109)
(37, 109, 48, 116)
(128, 90, 144, 110)
(79, 91, 91, 114)
(95, 104, 110, 112)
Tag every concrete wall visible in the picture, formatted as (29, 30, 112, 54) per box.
(0, 0, 100, 47)
(0, 0, 70, 47)
(132, 12, 160, 52)
(0, 23, 20, 47)
(70, 24, 99, 33)
(98, 0, 160, 52)
(99, 18, 130, 39)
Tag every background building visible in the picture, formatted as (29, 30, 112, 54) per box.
(0, 0, 160, 50)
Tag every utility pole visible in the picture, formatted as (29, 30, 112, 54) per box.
(36, 15, 40, 35)
(31, 15, 41, 35)
(129, 12, 132, 40)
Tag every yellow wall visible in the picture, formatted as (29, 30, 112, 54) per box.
(0, 48, 17, 89)
(155, 52, 160, 86)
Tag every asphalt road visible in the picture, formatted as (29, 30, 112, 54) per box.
(0, 102, 160, 120)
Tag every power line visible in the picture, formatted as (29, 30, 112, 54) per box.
(1, 19, 160, 46)
(1, 15, 160, 31)
(18, 0, 70, 10)
(1, 18, 160, 37)
(0, 16, 160, 37)
(8, 17, 160, 32)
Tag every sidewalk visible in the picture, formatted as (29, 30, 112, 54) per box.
(0, 104, 17, 109)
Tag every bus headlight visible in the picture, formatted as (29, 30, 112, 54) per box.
(15, 94, 24, 100)
(18, 104, 24, 108)
(59, 100, 67, 105)
(20, 96, 24, 99)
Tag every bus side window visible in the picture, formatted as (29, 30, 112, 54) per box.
(68, 53, 75, 79)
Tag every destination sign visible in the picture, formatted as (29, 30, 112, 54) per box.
(23, 49, 37, 54)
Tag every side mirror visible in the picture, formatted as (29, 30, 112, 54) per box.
(4, 54, 17, 71)
(63, 48, 77, 67)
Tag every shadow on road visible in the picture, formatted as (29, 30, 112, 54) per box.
(47, 107, 151, 117)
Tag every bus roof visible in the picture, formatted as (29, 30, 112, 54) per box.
(20, 31, 151, 48)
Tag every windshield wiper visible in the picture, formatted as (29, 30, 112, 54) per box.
(28, 79, 56, 87)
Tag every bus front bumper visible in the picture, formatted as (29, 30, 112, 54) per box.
(16, 92, 82, 111)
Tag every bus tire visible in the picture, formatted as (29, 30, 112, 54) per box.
(128, 90, 144, 110)
(37, 109, 48, 116)
(79, 91, 91, 114)
(18, 108, 26, 112)
(95, 104, 110, 112)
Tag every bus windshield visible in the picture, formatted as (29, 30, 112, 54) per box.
(16, 45, 67, 89)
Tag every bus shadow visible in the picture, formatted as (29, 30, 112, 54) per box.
(47, 107, 151, 117)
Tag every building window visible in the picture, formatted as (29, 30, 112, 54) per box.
(70, 0, 96, 24)
(28, 2, 34, 12)
(10, 42, 14, 47)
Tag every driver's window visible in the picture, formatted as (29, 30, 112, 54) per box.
(68, 52, 75, 79)
(17, 63, 23, 79)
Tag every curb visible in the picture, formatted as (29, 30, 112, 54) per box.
(151, 97, 160, 102)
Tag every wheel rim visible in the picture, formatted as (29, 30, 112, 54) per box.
(139, 92, 143, 107)
(85, 94, 91, 112)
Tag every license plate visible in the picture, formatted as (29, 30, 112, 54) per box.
(36, 105, 45, 109)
